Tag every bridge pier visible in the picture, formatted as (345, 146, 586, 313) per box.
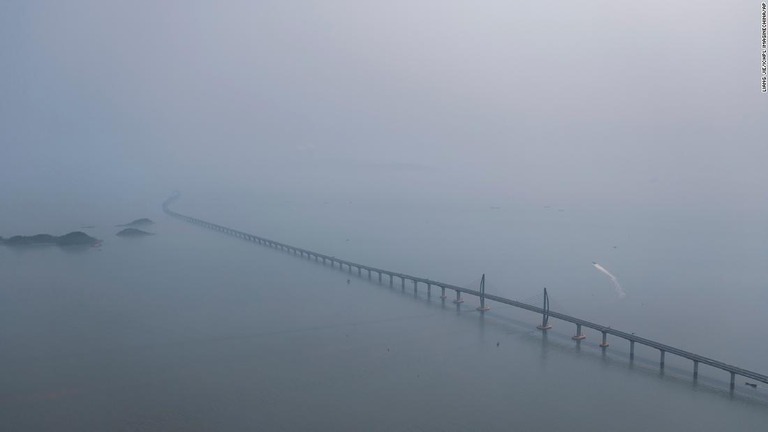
(378, 272, 382, 283)
(477, 274, 490, 312)
(427, 284, 431, 297)
(572, 323, 586, 340)
(453, 290, 464, 304)
(630, 340, 635, 360)
(413, 280, 418, 293)
(358, 267, 361, 276)
(367, 269, 371, 279)
(536, 288, 552, 330)
(730, 372, 736, 389)
(660, 350, 665, 369)
(599, 331, 609, 348)
(440, 286, 447, 300)
(401, 278, 405, 290)
(389, 274, 393, 286)
(693, 361, 699, 379)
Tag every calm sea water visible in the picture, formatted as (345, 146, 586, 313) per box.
(1, 192, 767, 430)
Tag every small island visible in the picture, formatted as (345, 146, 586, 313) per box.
(116, 228, 154, 237)
(116, 218, 154, 228)
(1, 231, 100, 247)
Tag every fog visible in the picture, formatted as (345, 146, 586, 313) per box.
(1, 1, 767, 430)
(3, 1, 766, 212)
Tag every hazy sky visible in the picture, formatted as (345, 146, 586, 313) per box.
(1, 0, 766, 221)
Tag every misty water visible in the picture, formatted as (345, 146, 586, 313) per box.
(1, 191, 767, 431)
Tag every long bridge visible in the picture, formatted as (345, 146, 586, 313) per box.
(163, 193, 767, 390)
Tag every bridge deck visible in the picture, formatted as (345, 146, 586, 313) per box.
(163, 195, 768, 386)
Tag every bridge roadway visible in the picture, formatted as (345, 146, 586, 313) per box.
(163, 194, 768, 389)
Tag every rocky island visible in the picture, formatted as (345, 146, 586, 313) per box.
(0, 231, 100, 247)
(116, 228, 154, 237)
(116, 218, 154, 228)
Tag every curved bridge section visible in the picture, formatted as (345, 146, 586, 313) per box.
(163, 193, 768, 389)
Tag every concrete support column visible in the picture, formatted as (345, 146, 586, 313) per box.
(453, 290, 464, 304)
(367, 269, 371, 279)
(693, 361, 699, 379)
(357, 267, 361, 276)
(599, 332, 609, 348)
(477, 296, 490, 312)
(378, 273, 382, 283)
(427, 284, 431, 296)
(401, 278, 405, 290)
(630, 341, 635, 360)
(413, 280, 418, 293)
(730, 372, 736, 389)
(440, 287, 447, 299)
(572, 324, 586, 340)
(660, 350, 665, 369)
(389, 275, 393, 286)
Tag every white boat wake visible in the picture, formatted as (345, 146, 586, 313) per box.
(592, 261, 626, 298)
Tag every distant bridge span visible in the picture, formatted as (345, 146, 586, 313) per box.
(163, 193, 767, 389)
